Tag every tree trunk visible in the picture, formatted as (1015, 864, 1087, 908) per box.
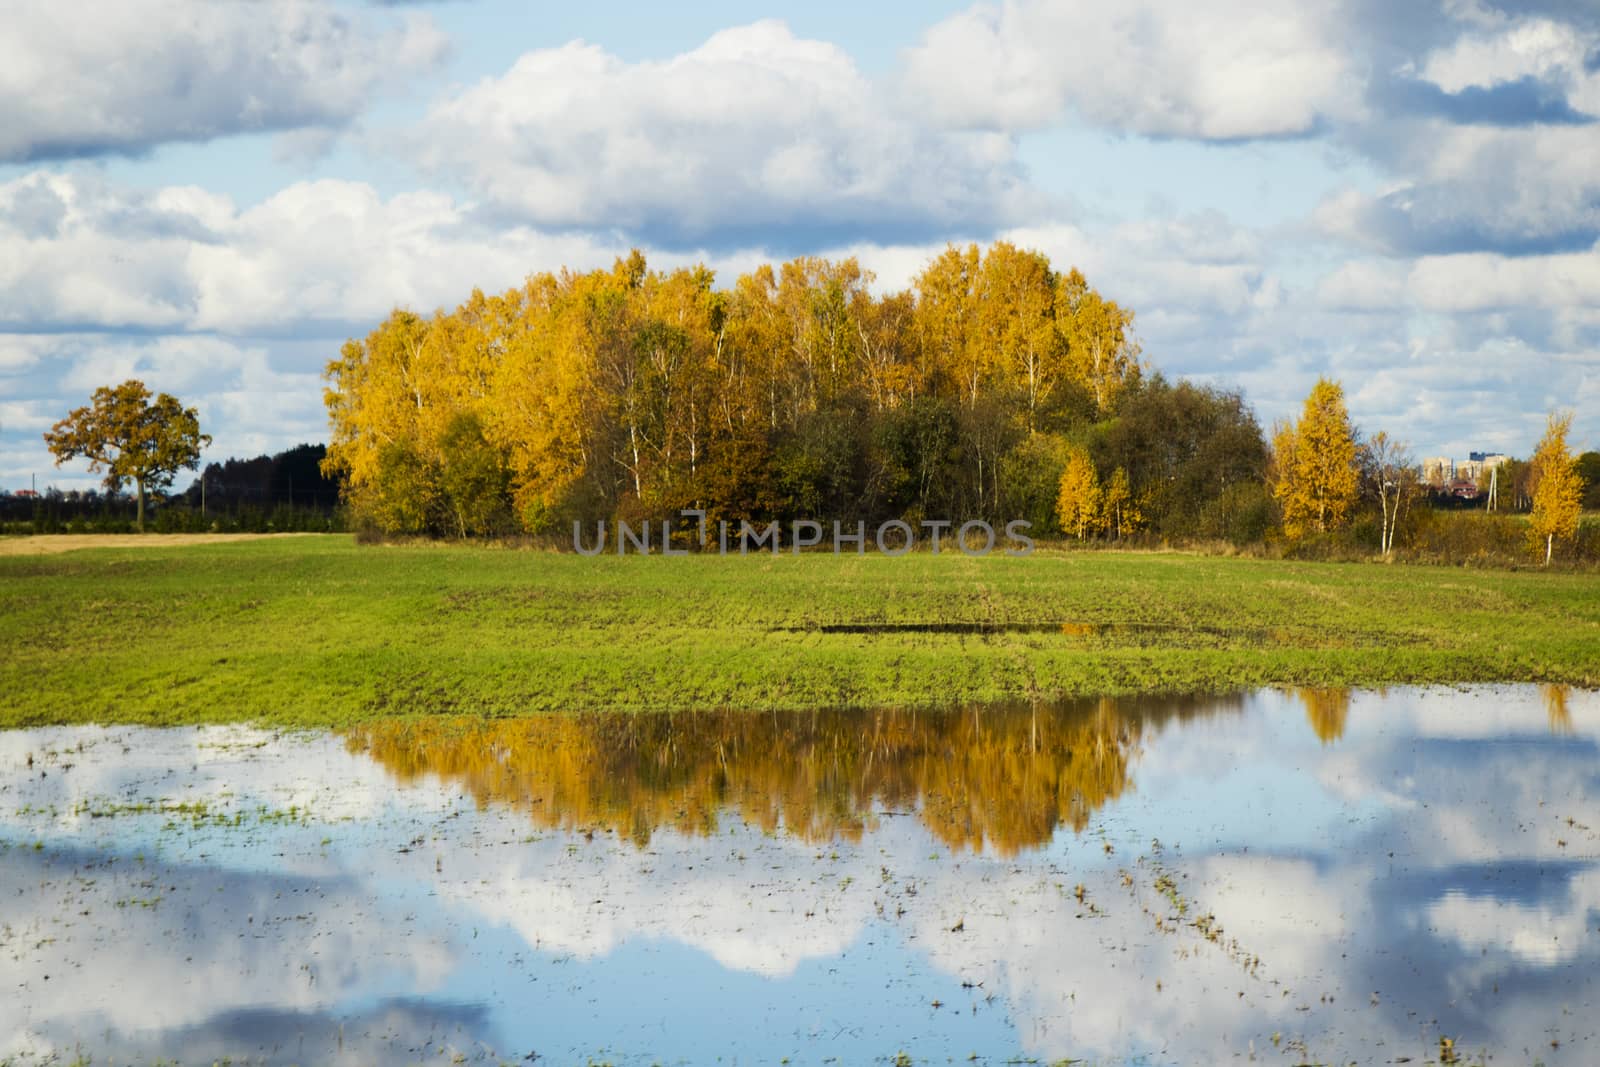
(1547, 533, 1553, 566)
(136, 478, 146, 533)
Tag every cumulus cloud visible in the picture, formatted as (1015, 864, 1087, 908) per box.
(1310, 4, 1600, 256)
(1417, 11, 1600, 110)
(409, 20, 1036, 249)
(1319, 122, 1600, 255)
(0, 0, 449, 163)
(899, 0, 1360, 140)
(899, 0, 1600, 259)
(1317, 244, 1600, 313)
(0, 171, 637, 334)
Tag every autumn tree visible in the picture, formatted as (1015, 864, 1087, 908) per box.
(44, 380, 211, 531)
(1529, 411, 1584, 564)
(1102, 466, 1140, 539)
(1057, 267, 1141, 413)
(1358, 431, 1417, 555)
(975, 242, 1062, 429)
(1272, 378, 1359, 540)
(1056, 446, 1103, 539)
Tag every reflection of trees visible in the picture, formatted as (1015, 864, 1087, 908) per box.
(347, 696, 1243, 856)
(1544, 684, 1574, 736)
(1298, 688, 1351, 745)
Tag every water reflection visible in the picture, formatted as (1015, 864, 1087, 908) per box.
(1547, 682, 1575, 735)
(1299, 686, 1351, 744)
(2, 685, 1598, 1066)
(346, 695, 1246, 855)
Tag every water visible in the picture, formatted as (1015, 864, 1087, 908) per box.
(1, 685, 1595, 1065)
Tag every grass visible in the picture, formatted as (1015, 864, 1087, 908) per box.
(0, 534, 1596, 727)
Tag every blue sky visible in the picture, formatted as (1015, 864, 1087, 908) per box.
(2, 0, 1597, 490)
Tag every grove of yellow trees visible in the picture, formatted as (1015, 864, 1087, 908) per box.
(323, 243, 1154, 536)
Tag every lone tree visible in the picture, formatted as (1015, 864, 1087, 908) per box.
(1529, 411, 1584, 565)
(44, 380, 211, 531)
(1272, 378, 1359, 541)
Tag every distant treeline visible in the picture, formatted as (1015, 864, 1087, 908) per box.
(324, 243, 1281, 541)
(2, 443, 344, 534)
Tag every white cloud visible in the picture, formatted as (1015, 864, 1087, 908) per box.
(410, 20, 1035, 246)
(0, 171, 625, 334)
(1418, 14, 1600, 113)
(900, 0, 1360, 140)
(0, 0, 448, 162)
(1317, 122, 1600, 255)
(1317, 244, 1600, 313)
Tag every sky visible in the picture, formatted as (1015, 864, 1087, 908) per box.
(2, 0, 1598, 491)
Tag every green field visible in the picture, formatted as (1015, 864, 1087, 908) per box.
(1, 534, 1596, 727)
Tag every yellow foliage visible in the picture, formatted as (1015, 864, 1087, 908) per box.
(324, 244, 1146, 533)
(1103, 466, 1141, 539)
(1057, 267, 1141, 412)
(1272, 378, 1359, 540)
(1543, 684, 1573, 735)
(1298, 688, 1351, 745)
(1056, 446, 1103, 539)
(346, 697, 1243, 857)
(1529, 411, 1584, 564)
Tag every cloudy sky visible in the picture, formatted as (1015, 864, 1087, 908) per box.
(2, 0, 1597, 491)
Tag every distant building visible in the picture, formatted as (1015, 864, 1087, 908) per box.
(1457, 459, 1483, 484)
(1422, 457, 1454, 486)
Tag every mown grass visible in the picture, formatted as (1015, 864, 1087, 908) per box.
(1, 535, 1596, 727)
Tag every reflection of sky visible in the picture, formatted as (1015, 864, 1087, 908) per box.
(1, 685, 1597, 1065)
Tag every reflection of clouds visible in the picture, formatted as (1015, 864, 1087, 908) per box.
(1353, 685, 1600, 742)
(0, 725, 457, 843)
(900, 851, 1372, 1061)
(435, 821, 885, 978)
(3, 687, 1598, 1063)
(1317, 693, 1600, 866)
(1428, 867, 1600, 966)
(22, 1000, 494, 1067)
(0, 846, 457, 1059)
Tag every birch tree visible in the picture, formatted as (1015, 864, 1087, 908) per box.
(1529, 412, 1584, 565)
(1359, 431, 1416, 555)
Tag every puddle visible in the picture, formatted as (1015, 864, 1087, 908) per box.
(772, 620, 1271, 640)
(1, 684, 1596, 1064)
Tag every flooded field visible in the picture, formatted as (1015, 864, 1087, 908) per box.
(2, 685, 1596, 1065)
